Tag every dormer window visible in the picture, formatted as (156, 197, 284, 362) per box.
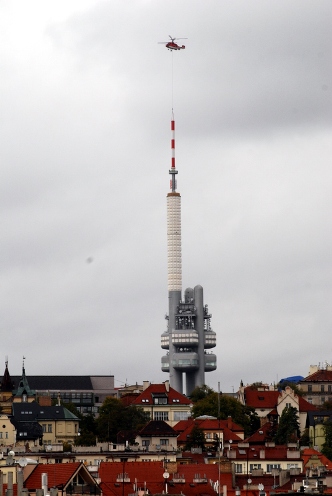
(22, 394, 27, 402)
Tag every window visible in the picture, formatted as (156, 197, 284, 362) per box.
(160, 439, 169, 446)
(249, 464, 261, 471)
(142, 440, 150, 447)
(267, 464, 281, 472)
(0, 433, 2, 439)
(174, 411, 190, 421)
(235, 464, 243, 474)
(286, 403, 291, 408)
(154, 397, 167, 405)
(42, 424, 47, 433)
(287, 464, 298, 469)
(308, 385, 312, 393)
(321, 385, 325, 392)
(48, 424, 52, 433)
(328, 385, 332, 393)
(154, 412, 169, 421)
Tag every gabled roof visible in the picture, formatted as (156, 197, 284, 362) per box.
(244, 421, 277, 444)
(298, 396, 318, 412)
(131, 383, 191, 406)
(174, 417, 244, 444)
(244, 387, 317, 413)
(301, 448, 332, 470)
(138, 420, 177, 437)
(301, 370, 332, 382)
(244, 389, 279, 409)
(25, 462, 97, 490)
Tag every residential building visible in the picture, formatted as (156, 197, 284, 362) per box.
(238, 384, 317, 433)
(0, 415, 16, 447)
(299, 365, 332, 406)
(174, 416, 244, 451)
(135, 420, 178, 452)
(227, 443, 304, 475)
(24, 461, 101, 496)
(128, 380, 192, 427)
(12, 401, 79, 447)
(306, 410, 332, 450)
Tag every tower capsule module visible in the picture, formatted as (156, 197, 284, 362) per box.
(161, 114, 217, 395)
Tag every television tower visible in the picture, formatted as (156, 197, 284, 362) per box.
(161, 111, 217, 395)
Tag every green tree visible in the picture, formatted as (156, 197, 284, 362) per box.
(191, 391, 259, 437)
(189, 385, 215, 402)
(184, 424, 206, 451)
(75, 414, 98, 446)
(96, 397, 149, 443)
(275, 406, 300, 444)
(322, 420, 332, 461)
(299, 428, 310, 447)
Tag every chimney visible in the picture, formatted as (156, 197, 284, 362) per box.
(227, 416, 232, 429)
(165, 380, 170, 392)
(143, 381, 150, 391)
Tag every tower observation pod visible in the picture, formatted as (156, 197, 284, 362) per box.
(161, 113, 217, 395)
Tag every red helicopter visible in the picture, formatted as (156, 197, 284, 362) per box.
(158, 35, 187, 51)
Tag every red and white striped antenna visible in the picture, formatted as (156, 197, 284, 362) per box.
(169, 111, 178, 192)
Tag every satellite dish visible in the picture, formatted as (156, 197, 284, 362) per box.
(8, 450, 15, 456)
(18, 458, 28, 467)
(163, 472, 170, 479)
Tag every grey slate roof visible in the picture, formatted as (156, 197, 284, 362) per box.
(12, 401, 79, 421)
(11, 376, 93, 390)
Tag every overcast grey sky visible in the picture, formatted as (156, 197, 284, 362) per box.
(1, 0, 331, 393)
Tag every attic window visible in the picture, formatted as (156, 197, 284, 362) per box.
(172, 399, 180, 403)
(259, 431, 263, 434)
(258, 396, 265, 400)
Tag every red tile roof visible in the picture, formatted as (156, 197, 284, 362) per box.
(25, 462, 89, 490)
(301, 370, 332, 382)
(174, 417, 244, 444)
(244, 389, 279, 409)
(244, 388, 317, 413)
(301, 448, 332, 469)
(99, 460, 232, 496)
(131, 383, 191, 406)
(244, 421, 277, 443)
